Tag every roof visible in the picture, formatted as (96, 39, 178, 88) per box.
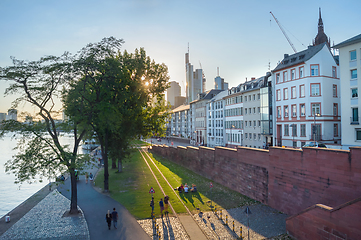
(171, 104, 189, 113)
(190, 89, 223, 104)
(208, 90, 228, 102)
(272, 43, 327, 72)
(333, 33, 361, 49)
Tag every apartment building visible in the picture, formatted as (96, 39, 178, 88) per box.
(272, 43, 340, 147)
(206, 90, 227, 147)
(191, 89, 223, 146)
(224, 86, 244, 148)
(169, 104, 190, 138)
(334, 34, 361, 148)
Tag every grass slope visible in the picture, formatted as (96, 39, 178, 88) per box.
(95, 147, 257, 219)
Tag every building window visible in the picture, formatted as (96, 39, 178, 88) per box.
(352, 107, 359, 123)
(284, 105, 289, 117)
(253, 94, 256, 100)
(245, 133, 248, 139)
(245, 121, 247, 127)
(292, 105, 297, 117)
(291, 124, 297, 137)
(300, 85, 305, 97)
(351, 69, 357, 79)
(291, 69, 295, 80)
(276, 90, 281, 101)
(291, 86, 296, 99)
(300, 104, 305, 116)
(350, 50, 357, 61)
(253, 107, 256, 114)
(276, 73, 280, 83)
(356, 129, 361, 141)
(299, 67, 304, 78)
(333, 103, 338, 116)
(332, 66, 337, 78)
(300, 124, 306, 137)
(257, 93, 260, 100)
(249, 133, 252, 139)
(311, 65, 319, 76)
(284, 124, 289, 136)
(248, 95, 251, 101)
(283, 71, 288, 81)
(258, 120, 261, 127)
(257, 107, 260, 113)
(333, 85, 337, 97)
(245, 108, 247, 114)
(312, 103, 321, 116)
(311, 83, 320, 96)
(277, 106, 281, 118)
(352, 88, 358, 98)
(249, 121, 252, 127)
(334, 124, 338, 137)
(254, 133, 256, 140)
(284, 88, 288, 100)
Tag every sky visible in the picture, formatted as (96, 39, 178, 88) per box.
(0, 0, 360, 114)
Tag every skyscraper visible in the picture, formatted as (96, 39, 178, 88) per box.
(185, 51, 204, 103)
(167, 81, 182, 107)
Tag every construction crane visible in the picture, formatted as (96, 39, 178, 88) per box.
(270, 11, 297, 53)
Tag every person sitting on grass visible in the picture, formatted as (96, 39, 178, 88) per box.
(191, 184, 197, 192)
(184, 183, 189, 193)
(177, 184, 184, 193)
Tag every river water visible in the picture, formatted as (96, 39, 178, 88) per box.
(0, 133, 83, 218)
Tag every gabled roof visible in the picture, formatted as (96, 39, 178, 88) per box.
(333, 34, 361, 49)
(272, 43, 327, 72)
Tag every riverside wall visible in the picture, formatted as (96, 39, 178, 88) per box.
(150, 145, 361, 216)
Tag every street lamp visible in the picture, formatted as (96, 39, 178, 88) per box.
(313, 113, 321, 146)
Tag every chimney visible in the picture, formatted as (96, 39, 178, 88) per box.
(251, 77, 256, 80)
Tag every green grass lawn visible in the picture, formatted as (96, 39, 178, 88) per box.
(95, 148, 257, 219)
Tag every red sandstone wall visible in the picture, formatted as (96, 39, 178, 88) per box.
(150, 145, 361, 216)
(268, 147, 361, 215)
(151, 145, 269, 204)
(286, 198, 361, 240)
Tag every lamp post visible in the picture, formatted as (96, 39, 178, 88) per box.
(313, 113, 320, 146)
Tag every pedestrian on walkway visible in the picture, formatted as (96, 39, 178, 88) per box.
(150, 197, 154, 214)
(85, 172, 89, 183)
(111, 208, 118, 229)
(159, 198, 164, 218)
(164, 196, 169, 215)
(105, 210, 112, 230)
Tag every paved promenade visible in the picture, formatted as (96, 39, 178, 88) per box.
(0, 190, 89, 240)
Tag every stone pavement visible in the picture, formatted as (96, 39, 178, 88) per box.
(0, 190, 89, 240)
(138, 204, 288, 240)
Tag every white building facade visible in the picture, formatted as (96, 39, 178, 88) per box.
(207, 90, 227, 147)
(334, 34, 361, 148)
(272, 43, 340, 147)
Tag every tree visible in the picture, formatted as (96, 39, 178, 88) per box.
(0, 54, 88, 214)
(63, 37, 170, 191)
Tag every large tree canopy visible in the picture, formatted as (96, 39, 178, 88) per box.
(63, 37, 170, 191)
(0, 53, 89, 213)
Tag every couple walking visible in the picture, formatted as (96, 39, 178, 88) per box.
(159, 195, 169, 218)
(105, 208, 118, 230)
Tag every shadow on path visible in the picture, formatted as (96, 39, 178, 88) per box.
(57, 165, 149, 240)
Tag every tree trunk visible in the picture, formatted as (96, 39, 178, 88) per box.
(111, 159, 116, 169)
(102, 131, 109, 192)
(69, 168, 78, 214)
(117, 158, 122, 173)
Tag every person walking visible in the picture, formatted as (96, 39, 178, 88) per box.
(164, 196, 169, 215)
(150, 197, 154, 214)
(105, 210, 112, 230)
(85, 172, 89, 183)
(111, 208, 118, 229)
(159, 198, 164, 218)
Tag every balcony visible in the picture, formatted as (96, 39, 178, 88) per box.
(351, 117, 359, 125)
